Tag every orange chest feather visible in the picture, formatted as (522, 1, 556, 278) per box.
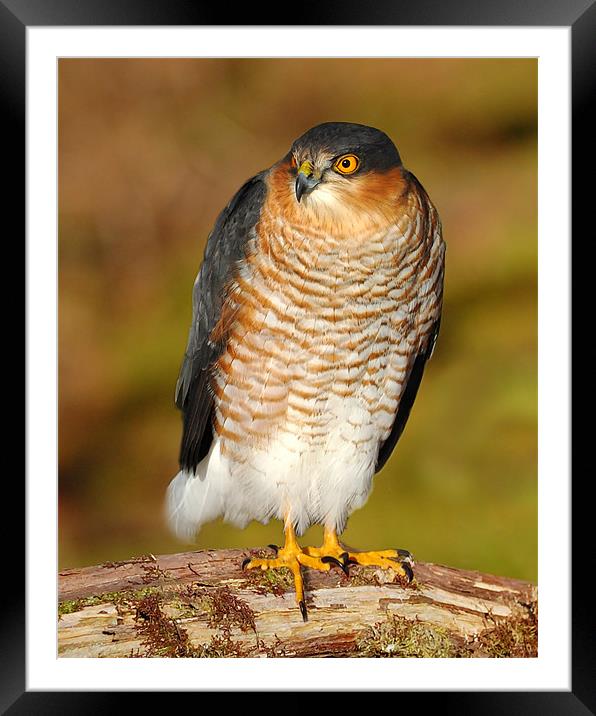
(209, 166, 443, 453)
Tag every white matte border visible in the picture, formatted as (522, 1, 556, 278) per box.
(27, 27, 570, 691)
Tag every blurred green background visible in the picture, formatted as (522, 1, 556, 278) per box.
(58, 59, 537, 582)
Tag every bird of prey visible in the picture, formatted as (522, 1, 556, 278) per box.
(166, 122, 445, 620)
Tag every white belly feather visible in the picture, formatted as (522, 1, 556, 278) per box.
(167, 372, 401, 540)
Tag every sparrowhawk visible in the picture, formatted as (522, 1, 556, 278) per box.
(166, 122, 445, 620)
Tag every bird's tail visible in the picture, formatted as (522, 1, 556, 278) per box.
(165, 450, 224, 541)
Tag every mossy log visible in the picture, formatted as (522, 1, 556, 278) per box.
(58, 548, 537, 658)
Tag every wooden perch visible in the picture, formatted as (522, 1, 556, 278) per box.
(58, 548, 537, 658)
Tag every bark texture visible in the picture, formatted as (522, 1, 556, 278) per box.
(58, 548, 537, 658)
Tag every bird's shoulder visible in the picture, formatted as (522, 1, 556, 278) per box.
(175, 171, 268, 407)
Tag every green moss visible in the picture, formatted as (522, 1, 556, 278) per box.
(167, 598, 201, 621)
(58, 587, 160, 618)
(358, 613, 462, 658)
(58, 600, 85, 616)
(245, 564, 294, 596)
(358, 600, 538, 658)
(60, 584, 259, 657)
(239, 549, 295, 596)
(473, 601, 538, 657)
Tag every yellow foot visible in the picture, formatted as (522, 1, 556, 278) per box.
(344, 548, 414, 582)
(303, 528, 414, 582)
(242, 525, 414, 621)
(242, 538, 339, 622)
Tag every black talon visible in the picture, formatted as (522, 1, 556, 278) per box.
(299, 600, 308, 622)
(241, 557, 251, 571)
(321, 555, 350, 576)
(389, 549, 414, 567)
(268, 544, 279, 554)
(339, 552, 350, 564)
(401, 561, 414, 583)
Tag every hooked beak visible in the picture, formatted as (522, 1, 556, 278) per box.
(295, 160, 320, 202)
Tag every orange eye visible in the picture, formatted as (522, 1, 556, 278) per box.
(334, 154, 360, 175)
(291, 155, 298, 169)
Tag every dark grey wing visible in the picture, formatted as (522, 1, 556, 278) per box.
(375, 321, 441, 474)
(176, 172, 267, 473)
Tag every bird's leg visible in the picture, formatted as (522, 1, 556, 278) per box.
(302, 527, 350, 565)
(242, 517, 335, 621)
(304, 527, 415, 582)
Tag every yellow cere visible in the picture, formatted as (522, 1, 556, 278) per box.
(298, 159, 314, 176)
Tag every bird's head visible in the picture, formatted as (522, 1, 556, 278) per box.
(281, 123, 404, 227)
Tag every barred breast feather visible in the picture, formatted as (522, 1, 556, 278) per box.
(167, 159, 445, 540)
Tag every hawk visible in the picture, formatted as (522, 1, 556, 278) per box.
(166, 122, 445, 620)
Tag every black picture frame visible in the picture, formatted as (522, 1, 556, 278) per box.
(9, 0, 592, 711)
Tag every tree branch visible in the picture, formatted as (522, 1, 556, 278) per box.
(58, 548, 537, 658)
